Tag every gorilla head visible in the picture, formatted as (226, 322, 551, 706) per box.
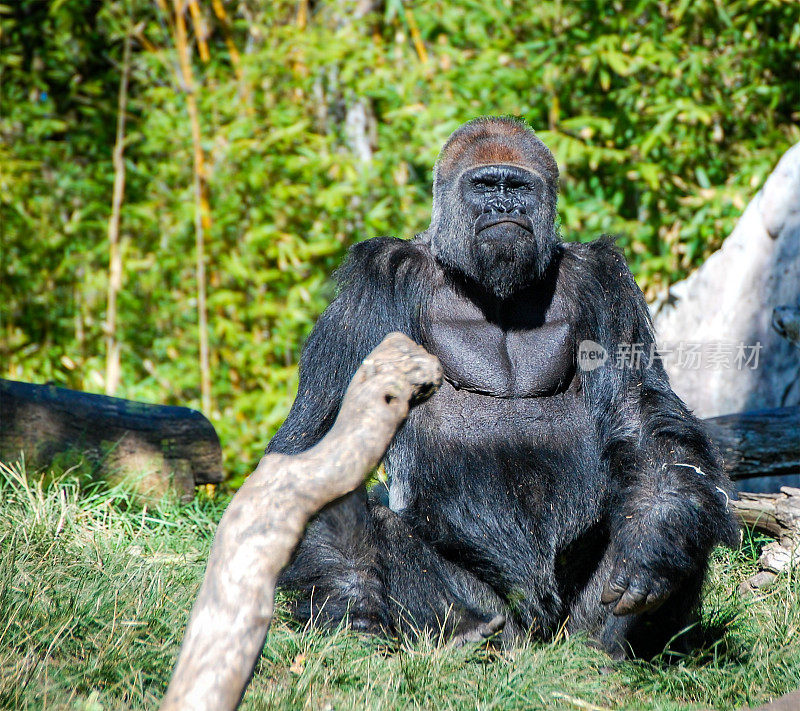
(428, 117, 560, 300)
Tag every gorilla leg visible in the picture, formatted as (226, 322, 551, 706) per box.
(278, 487, 389, 633)
(279, 486, 513, 643)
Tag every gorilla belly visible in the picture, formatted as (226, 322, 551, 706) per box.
(387, 379, 605, 526)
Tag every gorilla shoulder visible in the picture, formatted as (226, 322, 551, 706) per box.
(560, 237, 656, 345)
(336, 236, 441, 295)
(561, 237, 632, 281)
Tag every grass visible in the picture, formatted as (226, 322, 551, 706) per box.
(0, 459, 798, 710)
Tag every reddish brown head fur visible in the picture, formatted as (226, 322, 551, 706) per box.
(434, 117, 558, 185)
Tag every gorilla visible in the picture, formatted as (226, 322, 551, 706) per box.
(269, 117, 738, 657)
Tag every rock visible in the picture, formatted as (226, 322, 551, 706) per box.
(773, 300, 800, 349)
(652, 142, 800, 418)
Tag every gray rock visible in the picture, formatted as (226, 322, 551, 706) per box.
(652, 142, 800, 418)
(773, 301, 800, 349)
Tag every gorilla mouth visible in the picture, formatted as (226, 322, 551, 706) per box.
(475, 213, 533, 234)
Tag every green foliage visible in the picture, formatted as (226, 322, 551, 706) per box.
(2, 0, 798, 481)
(1, 459, 799, 709)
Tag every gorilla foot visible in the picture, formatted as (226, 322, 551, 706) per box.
(449, 614, 506, 647)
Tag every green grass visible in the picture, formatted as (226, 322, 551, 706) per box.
(0, 459, 798, 711)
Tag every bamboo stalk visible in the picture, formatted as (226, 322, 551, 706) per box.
(296, 0, 308, 29)
(210, 0, 251, 109)
(134, 24, 160, 54)
(404, 8, 428, 64)
(210, 0, 242, 74)
(104, 32, 133, 396)
(172, 0, 212, 415)
(187, 0, 210, 62)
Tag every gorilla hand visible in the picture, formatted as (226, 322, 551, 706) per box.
(601, 551, 677, 617)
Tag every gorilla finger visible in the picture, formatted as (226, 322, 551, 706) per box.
(641, 590, 669, 614)
(601, 582, 619, 605)
(601, 574, 629, 604)
(449, 615, 506, 647)
(612, 586, 648, 616)
(480, 614, 506, 638)
(645, 583, 672, 612)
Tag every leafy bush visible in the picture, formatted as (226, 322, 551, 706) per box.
(2, 0, 798, 481)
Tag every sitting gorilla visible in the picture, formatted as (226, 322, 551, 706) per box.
(269, 117, 738, 658)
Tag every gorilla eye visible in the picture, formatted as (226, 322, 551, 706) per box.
(505, 178, 530, 191)
(465, 165, 537, 197)
(473, 178, 499, 191)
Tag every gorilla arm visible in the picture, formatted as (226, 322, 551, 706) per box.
(267, 237, 429, 455)
(578, 241, 739, 617)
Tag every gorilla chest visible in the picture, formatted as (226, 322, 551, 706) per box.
(420, 286, 575, 399)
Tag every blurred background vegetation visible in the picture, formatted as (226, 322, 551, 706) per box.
(2, 0, 799, 484)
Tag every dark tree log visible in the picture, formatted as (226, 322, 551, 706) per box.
(0, 379, 222, 498)
(160, 333, 442, 711)
(705, 406, 800, 481)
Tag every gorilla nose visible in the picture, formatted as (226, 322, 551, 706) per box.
(485, 197, 526, 214)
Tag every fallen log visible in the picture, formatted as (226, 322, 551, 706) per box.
(705, 405, 800, 482)
(732, 486, 800, 594)
(160, 332, 442, 711)
(0, 378, 222, 499)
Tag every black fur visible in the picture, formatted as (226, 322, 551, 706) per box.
(270, 118, 738, 658)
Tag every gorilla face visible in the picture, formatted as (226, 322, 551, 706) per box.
(428, 120, 560, 300)
(461, 164, 557, 298)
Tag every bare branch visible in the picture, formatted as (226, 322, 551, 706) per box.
(161, 333, 442, 711)
(104, 31, 132, 396)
